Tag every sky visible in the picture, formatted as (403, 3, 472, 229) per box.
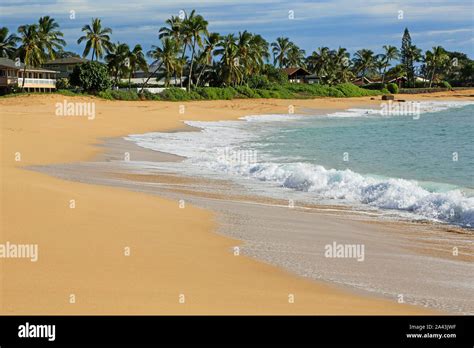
(1, 0, 473, 62)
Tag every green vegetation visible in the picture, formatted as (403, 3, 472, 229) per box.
(84, 82, 383, 101)
(387, 83, 399, 94)
(69, 61, 111, 92)
(1, 11, 473, 100)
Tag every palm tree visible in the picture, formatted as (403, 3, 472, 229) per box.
(159, 16, 183, 42)
(379, 45, 399, 83)
(307, 47, 331, 78)
(158, 38, 180, 86)
(287, 44, 305, 68)
(141, 38, 180, 91)
(425, 46, 449, 87)
(352, 49, 376, 78)
(196, 32, 219, 87)
(126, 44, 147, 89)
(236, 30, 252, 78)
(182, 11, 208, 90)
(248, 34, 269, 74)
(105, 42, 130, 85)
(38, 16, 65, 59)
(271, 37, 291, 68)
(175, 56, 187, 88)
(0, 27, 20, 58)
(17, 24, 43, 90)
(331, 47, 352, 84)
(215, 34, 242, 86)
(77, 18, 113, 61)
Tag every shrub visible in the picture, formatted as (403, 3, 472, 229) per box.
(70, 61, 112, 93)
(335, 83, 382, 97)
(263, 64, 288, 84)
(56, 78, 70, 89)
(97, 90, 113, 100)
(247, 75, 271, 89)
(195, 87, 237, 100)
(254, 89, 271, 98)
(111, 90, 139, 100)
(414, 80, 428, 88)
(438, 81, 452, 89)
(159, 87, 192, 101)
(234, 85, 259, 98)
(57, 89, 84, 97)
(361, 82, 386, 90)
(387, 83, 399, 94)
(142, 90, 161, 100)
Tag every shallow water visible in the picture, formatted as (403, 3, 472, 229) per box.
(125, 101, 474, 228)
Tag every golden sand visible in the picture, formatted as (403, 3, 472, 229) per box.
(1, 90, 472, 314)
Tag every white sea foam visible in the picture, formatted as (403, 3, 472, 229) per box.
(327, 101, 474, 118)
(125, 103, 474, 228)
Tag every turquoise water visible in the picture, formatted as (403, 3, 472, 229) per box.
(254, 105, 474, 192)
(127, 102, 474, 227)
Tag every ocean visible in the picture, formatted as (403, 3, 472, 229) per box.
(125, 101, 474, 228)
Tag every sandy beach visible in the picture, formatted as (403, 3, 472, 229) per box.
(1, 91, 473, 314)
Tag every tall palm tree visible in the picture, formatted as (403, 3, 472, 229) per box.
(0, 27, 20, 58)
(77, 18, 113, 61)
(425, 46, 449, 87)
(38, 16, 65, 59)
(159, 15, 184, 59)
(196, 32, 220, 87)
(105, 42, 130, 85)
(17, 24, 43, 90)
(380, 45, 399, 83)
(352, 49, 376, 78)
(306, 47, 331, 78)
(159, 16, 183, 42)
(215, 34, 242, 86)
(271, 37, 291, 68)
(287, 44, 305, 68)
(182, 11, 208, 90)
(236, 30, 252, 77)
(248, 34, 269, 74)
(141, 38, 180, 91)
(331, 47, 352, 84)
(126, 44, 147, 89)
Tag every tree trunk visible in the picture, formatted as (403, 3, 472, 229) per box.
(187, 40, 196, 91)
(429, 66, 435, 88)
(139, 62, 163, 93)
(21, 62, 27, 91)
(196, 64, 206, 87)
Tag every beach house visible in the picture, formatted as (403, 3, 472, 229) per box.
(0, 58, 58, 94)
(281, 67, 311, 83)
(42, 57, 87, 78)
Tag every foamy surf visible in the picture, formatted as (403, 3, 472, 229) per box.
(125, 102, 474, 228)
(327, 100, 474, 118)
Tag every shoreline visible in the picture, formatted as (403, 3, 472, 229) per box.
(31, 134, 473, 314)
(2, 91, 473, 314)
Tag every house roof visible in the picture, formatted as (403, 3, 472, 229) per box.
(43, 57, 88, 65)
(0, 58, 58, 73)
(281, 67, 310, 76)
